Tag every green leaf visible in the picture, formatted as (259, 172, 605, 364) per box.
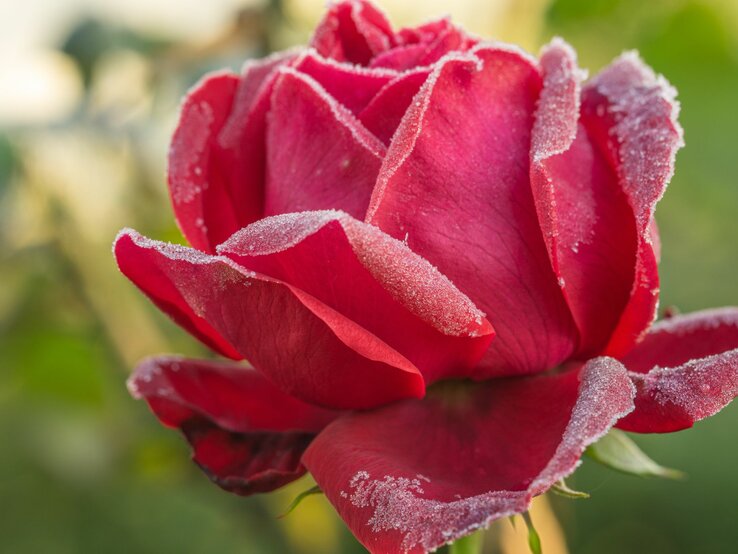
(585, 429, 685, 479)
(279, 485, 322, 518)
(449, 529, 484, 554)
(550, 479, 590, 499)
(522, 511, 542, 554)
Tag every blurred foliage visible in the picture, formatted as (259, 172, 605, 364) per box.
(0, 0, 736, 552)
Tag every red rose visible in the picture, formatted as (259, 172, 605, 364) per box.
(114, 1, 738, 552)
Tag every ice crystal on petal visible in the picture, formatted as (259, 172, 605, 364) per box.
(587, 51, 684, 230)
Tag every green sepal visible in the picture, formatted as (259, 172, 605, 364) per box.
(522, 511, 542, 554)
(585, 429, 685, 479)
(279, 485, 322, 518)
(550, 478, 590, 499)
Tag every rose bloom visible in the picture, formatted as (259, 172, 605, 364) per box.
(114, 1, 738, 552)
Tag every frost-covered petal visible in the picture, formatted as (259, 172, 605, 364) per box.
(530, 39, 638, 356)
(263, 68, 387, 219)
(292, 50, 395, 114)
(217, 211, 494, 385)
(617, 308, 738, 433)
(169, 51, 297, 252)
(368, 46, 578, 377)
(370, 18, 477, 71)
(128, 356, 338, 495)
(114, 228, 424, 410)
(359, 68, 430, 146)
(304, 357, 634, 554)
(115, 211, 493, 408)
(581, 52, 684, 357)
(311, 0, 395, 65)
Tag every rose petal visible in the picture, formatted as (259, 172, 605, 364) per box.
(293, 50, 396, 114)
(217, 211, 494, 384)
(616, 308, 738, 432)
(128, 356, 338, 432)
(114, 230, 242, 360)
(369, 18, 477, 71)
(169, 51, 297, 252)
(311, 0, 395, 65)
(581, 52, 684, 357)
(114, 227, 424, 409)
(530, 38, 638, 355)
(304, 357, 634, 553)
(359, 68, 430, 145)
(369, 44, 429, 71)
(115, 211, 493, 408)
(367, 45, 578, 377)
(263, 68, 387, 219)
(128, 356, 338, 495)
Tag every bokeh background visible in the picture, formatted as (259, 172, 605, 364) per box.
(1, 0, 736, 552)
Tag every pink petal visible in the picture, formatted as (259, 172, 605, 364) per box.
(616, 308, 738, 433)
(292, 51, 395, 114)
(359, 68, 431, 145)
(263, 68, 387, 219)
(169, 50, 298, 252)
(114, 228, 423, 409)
(369, 44, 429, 71)
(310, 0, 395, 65)
(581, 52, 684, 357)
(370, 18, 476, 71)
(128, 356, 338, 495)
(303, 357, 634, 553)
(367, 46, 578, 377)
(114, 230, 242, 360)
(217, 211, 494, 385)
(530, 39, 638, 355)
(115, 211, 493, 408)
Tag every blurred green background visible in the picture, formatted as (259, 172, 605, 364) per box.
(0, 0, 736, 552)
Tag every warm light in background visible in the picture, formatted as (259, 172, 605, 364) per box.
(0, 51, 83, 125)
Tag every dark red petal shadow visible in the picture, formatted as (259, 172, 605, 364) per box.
(617, 308, 738, 433)
(129, 357, 338, 495)
(169, 50, 297, 252)
(530, 39, 638, 356)
(264, 67, 387, 219)
(304, 357, 634, 554)
(368, 45, 578, 377)
(581, 52, 684, 357)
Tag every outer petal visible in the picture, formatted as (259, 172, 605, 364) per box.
(304, 357, 635, 554)
(311, 0, 395, 65)
(217, 211, 494, 384)
(128, 356, 338, 495)
(530, 39, 638, 356)
(616, 308, 738, 433)
(114, 229, 423, 409)
(114, 211, 493, 408)
(169, 50, 297, 252)
(368, 46, 578, 377)
(581, 52, 684, 356)
(263, 68, 387, 219)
